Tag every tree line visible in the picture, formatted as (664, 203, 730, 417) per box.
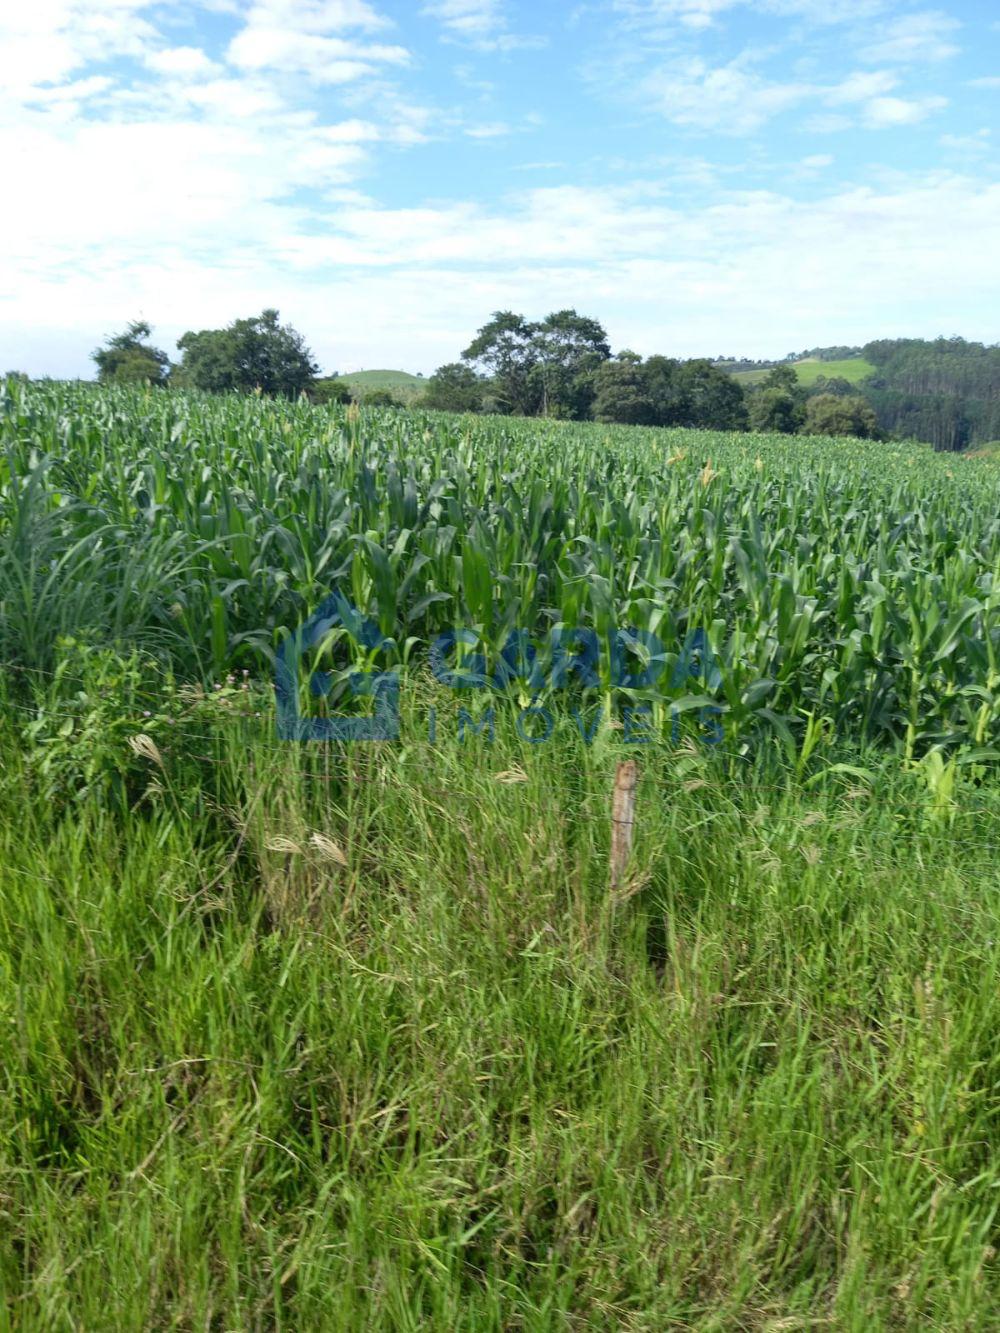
(85, 313, 999, 449)
(861, 338, 1000, 451)
(421, 311, 878, 439)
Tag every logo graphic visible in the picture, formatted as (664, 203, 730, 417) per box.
(276, 591, 399, 741)
(276, 592, 723, 745)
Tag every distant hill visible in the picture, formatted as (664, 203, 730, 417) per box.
(791, 357, 875, 386)
(731, 357, 874, 388)
(337, 369, 426, 404)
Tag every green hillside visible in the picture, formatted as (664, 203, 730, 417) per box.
(793, 356, 875, 386)
(732, 357, 874, 388)
(338, 369, 426, 403)
(729, 367, 770, 386)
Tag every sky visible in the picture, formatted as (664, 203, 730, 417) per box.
(1, 0, 998, 378)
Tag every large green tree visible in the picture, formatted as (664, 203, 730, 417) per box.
(675, 359, 749, 431)
(91, 321, 170, 386)
(592, 355, 655, 425)
(804, 393, 880, 439)
(747, 365, 806, 434)
(176, 309, 319, 397)
(641, 356, 689, 426)
(749, 387, 805, 434)
(531, 310, 611, 419)
(462, 312, 540, 416)
(421, 363, 485, 413)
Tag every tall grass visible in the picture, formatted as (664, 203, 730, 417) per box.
(2, 693, 1000, 1327)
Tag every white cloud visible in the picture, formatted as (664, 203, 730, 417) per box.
(614, 0, 890, 33)
(464, 121, 511, 138)
(223, 0, 407, 83)
(238, 0, 391, 33)
(422, 0, 505, 39)
(0, 1, 158, 97)
(862, 94, 947, 127)
(228, 31, 409, 83)
(144, 46, 223, 79)
(0, 0, 993, 383)
(825, 70, 898, 104)
(636, 57, 945, 134)
(939, 130, 992, 158)
(420, 0, 543, 50)
(642, 58, 812, 133)
(860, 11, 960, 64)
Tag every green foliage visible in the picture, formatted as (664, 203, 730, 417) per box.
(761, 365, 800, 393)
(421, 362, 485, 413)
(463, 310, 540, 416)
(592, 357, 655, 425)
(91, 320, 170, 386)
(862, 337, 1000, 450)
(804, 393, 880, 439)
(359, 388, 402, 408)
(748, 386, 804, 434)
(463, 309, 611, 418)
(14, 636, 262, 810)
(597, 355, 749, 430)
(676, 358, 748, 430)
(176, 308, 319, 398)
(4, 379, 1000, 1324)
(311, 377, 352, 406)
(530, 309, 611, 419)
(807, 375, 858, 397)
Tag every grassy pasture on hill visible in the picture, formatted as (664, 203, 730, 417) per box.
(793, 356, 876, 386)
(3, 377, 1000, 1326)
(732, 356, 875, 387)
(337, 368, 426, 403)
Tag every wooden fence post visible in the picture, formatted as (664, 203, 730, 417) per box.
(609, 760, 639, 892)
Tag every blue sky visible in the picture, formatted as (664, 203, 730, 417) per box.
(2, 0, 998, 377)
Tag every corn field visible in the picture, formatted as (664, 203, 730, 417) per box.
(2, 376, 999, 756)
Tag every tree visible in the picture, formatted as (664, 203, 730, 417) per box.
(360, 389, 402, 408)
(675, 359, 749, 431)
(749, 387, 805, 434)
(421, 363, 485, 413)
(860, 337, 1000, 449)
(311, 377, 352, 405)
(809, 375, 856, 398)
(91, 320, 170, 386)
(761, 364, 800, 394)
(592, 358, 655, 425)
(530, 310, 611, 419)
(462, 311, 540, 416)
(176, 309, 319, 397)
(803, 394, 879, 439)
(642, 356, 689, 426)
